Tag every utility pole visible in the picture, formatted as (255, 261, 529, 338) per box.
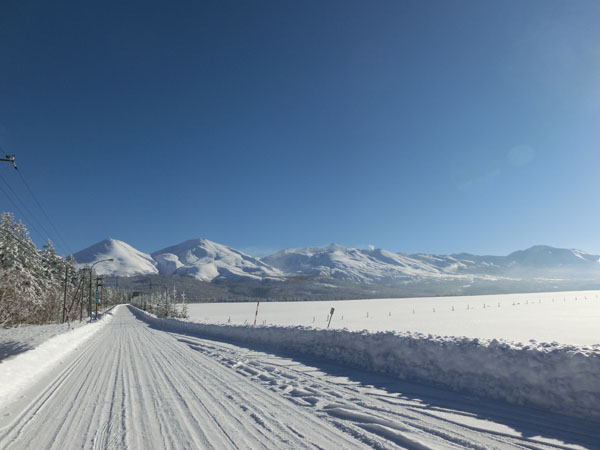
(88, 269, 93, 320)
(0, 154, 17, 169)
(62, 266, 68, 323)
(95, 277, 104, 320)
(80, 268, 88, 321)
(87, 259, 114, 320)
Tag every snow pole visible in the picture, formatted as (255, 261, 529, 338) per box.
(327, 307, 335, 328)
(253, 301, 260, 326)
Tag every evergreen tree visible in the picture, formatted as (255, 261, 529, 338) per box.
(0, 212, 80, 326)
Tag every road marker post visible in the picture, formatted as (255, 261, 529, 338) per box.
(327, 307, 335, 328)
(253, 301, 260, 326)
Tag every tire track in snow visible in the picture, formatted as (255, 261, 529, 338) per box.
(0, 306, 370, 449)
(176, 334, 600, 450)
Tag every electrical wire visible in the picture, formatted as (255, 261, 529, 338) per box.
(0, 144, 73, 256)
(0, 171, 58, 248)
(0, 179, 51, 246)
(15, 168, 73, 255)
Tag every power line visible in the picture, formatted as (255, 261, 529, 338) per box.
(15, 168, 73, 256)
(0, 147, 73, 255)
(0, 177, 52, 246)
(0, 171, 58, 249)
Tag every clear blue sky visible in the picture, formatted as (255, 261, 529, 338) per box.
(1, 0, 599, 257)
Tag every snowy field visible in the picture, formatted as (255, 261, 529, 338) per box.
(187, 290, 600, 346)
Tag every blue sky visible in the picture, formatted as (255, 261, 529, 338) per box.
(1, 0, 599, 257)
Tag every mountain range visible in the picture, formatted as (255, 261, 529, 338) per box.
(74, 238, 600, 286)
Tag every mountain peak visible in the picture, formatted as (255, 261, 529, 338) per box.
(73, 238, 600, 285)
(73, 238, 158, 276)
(151, 238, 284, 282)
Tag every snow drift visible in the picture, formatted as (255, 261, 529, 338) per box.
(130, 306, 600, 422)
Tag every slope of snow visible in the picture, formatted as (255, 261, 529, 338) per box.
(138, 306, 600, 423)
(263, 244, 448, 282)
(151, 238, 284, 282)
(73, 238, 158, 276)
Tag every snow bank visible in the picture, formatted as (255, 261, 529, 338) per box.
(130, 306, 600, 422)
(0, 321, 86, 362)
(0, 307, 115, 406)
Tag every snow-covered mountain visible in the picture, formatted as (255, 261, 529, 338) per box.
(264, 244, 600, 282)
(506, 245, 600, 268)
(151, 238, 285, 282)
(74, 238, 600, 284)
(73, 238, 158, 276)
(262, 244, 446, 283)
(410, 246, 600, 278)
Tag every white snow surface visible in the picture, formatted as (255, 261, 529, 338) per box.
(184, 290, 600, 422)
(73, 238, 158, 276)
(188, 290, 600, 346)
(1, 306, 598, 449)
(0, 321, 86, 359)
(0, 310, 113, 407)
(151, 238, 285, 281)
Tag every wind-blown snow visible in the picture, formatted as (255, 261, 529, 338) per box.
(132, 307, 600, 422)
(73, 238, 158, 276)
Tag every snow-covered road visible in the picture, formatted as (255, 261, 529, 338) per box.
(0, 306, 598, 449)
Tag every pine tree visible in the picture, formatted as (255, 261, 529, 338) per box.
(0, 213, 80, 326)
(0, 213, 44, 325)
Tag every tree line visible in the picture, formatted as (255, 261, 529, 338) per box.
(0, 212, 123, 327)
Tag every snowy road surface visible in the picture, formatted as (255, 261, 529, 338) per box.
(0, 306, 598, 449)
